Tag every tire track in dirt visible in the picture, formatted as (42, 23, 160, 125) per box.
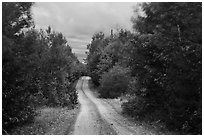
(73, 77, 116, 135)
(73, 76, 156, 135)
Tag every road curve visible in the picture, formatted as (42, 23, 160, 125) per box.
(73, 76, 155, 135)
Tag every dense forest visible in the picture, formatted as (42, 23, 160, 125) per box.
(2, 2, 85, 134)
(86, 2, 202, 134)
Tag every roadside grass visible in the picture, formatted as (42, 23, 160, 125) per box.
(11, 105, 80, 135)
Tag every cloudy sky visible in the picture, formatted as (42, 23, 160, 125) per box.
(31, 2, 138, 62)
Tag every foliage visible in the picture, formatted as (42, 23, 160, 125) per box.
(86, 32, 107, 86)
(69, 61, 87, 82)
(2, 2, 82, 133)
(99, 65, 130, 98)
(2, 2, 33, 39)
(2, 2, 35, 133)
(124, 2, 202, 134)
(86, 30, 133, 86)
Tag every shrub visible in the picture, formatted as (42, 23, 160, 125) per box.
(122, 96, 146, 117)
(99, 65, 130, 98)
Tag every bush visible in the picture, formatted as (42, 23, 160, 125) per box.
(122, 96, 146, 117)
(99, 65, 130, 98)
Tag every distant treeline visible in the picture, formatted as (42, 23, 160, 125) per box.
(2, 2, 86, 134)
(86, 3, 202, 134)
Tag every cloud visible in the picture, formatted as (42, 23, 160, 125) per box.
(31, 2, 138, 61)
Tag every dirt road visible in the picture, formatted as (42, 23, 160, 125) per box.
(73, 76, 156, 135)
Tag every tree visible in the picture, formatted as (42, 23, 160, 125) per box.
(2, 3, 81, 133)
(2, 2, 33, 39)
(124, 2, 202, 134)
(2, 2, 35, 133)
(86, 32, 107, 86)
(86, 30, 134, 86)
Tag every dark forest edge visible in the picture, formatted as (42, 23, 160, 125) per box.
(2, 2, 86, 134)
(86, 3, 202, 134)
